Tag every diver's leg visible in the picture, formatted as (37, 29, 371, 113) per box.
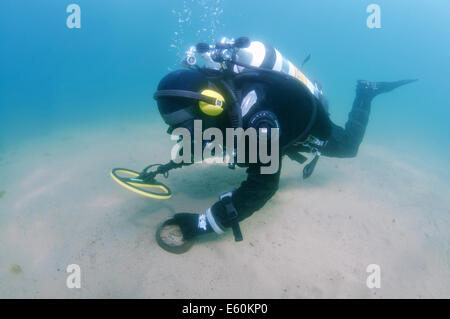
(322, 79, 417, 158)
(321, 82, 376, 158)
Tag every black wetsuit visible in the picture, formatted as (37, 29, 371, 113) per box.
(158, 68, 414, 241)
(209, 76, 374, 231)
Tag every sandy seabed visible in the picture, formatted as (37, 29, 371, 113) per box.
(0, 120, 449, 298)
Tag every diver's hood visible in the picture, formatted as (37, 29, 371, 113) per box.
(155, 69, 209, 127)
(155, 68, 242, 132)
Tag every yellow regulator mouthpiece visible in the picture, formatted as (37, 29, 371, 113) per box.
(199, 89, 225, 116)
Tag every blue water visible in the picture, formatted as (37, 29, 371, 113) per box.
(1, 0, 449, 173)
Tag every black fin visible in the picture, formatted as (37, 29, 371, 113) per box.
(303, 154, 320, 179)
(357, 79, 418, 97)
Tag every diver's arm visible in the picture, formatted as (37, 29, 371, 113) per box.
(211, 162, 281, 225)
(205, 162, 281, 241)
(173, 160, 281, 241)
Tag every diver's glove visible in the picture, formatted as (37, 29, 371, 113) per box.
(173, 212, 215, 240)
(172, 192, 242, 241)
(209, 197, 243, 242)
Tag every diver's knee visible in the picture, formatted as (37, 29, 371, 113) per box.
(346, 145, 359, 158)
(335, 144, 359, 158)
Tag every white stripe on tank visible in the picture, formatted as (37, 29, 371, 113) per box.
(249, 41, 266, 67)
(288, 61, 297, 77)
(273, 49, 283, 72)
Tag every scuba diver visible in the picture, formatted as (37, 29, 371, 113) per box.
(111, 37, 416, 253)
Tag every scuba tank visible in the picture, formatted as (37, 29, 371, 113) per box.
(232, 40, 323, 100)
(184, 36, 323, 103)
